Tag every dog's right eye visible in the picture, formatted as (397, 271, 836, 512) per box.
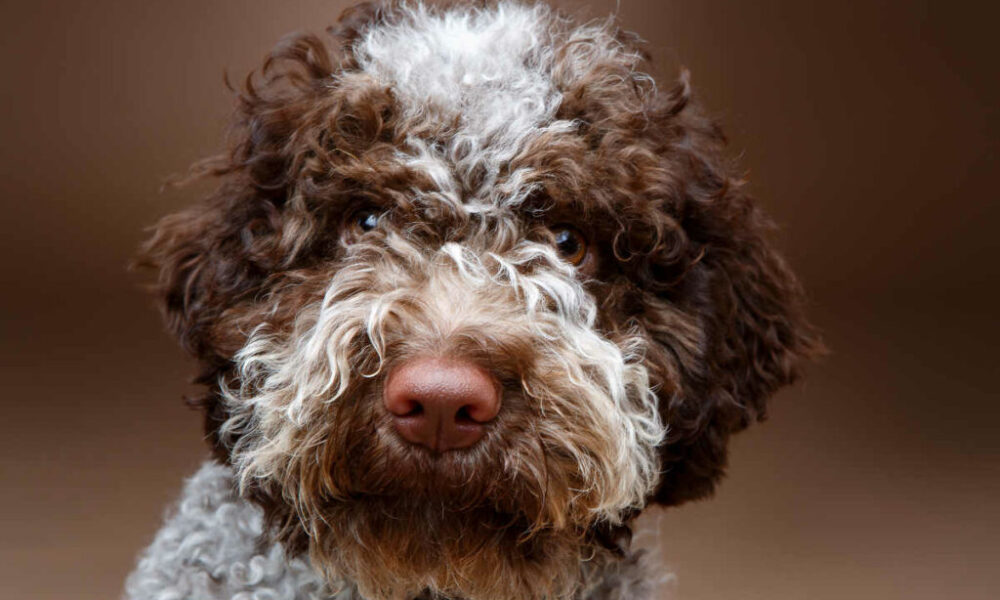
(354, 209, 379, 232)
(342, 208, 382, 244)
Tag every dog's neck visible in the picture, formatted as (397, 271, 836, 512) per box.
(125, 461, 656, 600)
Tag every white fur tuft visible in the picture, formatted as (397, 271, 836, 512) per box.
(354, 2, 634, 208)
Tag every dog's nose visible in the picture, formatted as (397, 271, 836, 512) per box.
(384, 357, 500, 453)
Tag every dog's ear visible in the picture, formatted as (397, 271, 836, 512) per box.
(137, 39, 329, 362)
(642, 76, 822, 506)
(137, 191, 281, 363)
(138, 4, 391, 362)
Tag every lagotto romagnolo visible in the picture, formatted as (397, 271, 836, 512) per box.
(125, 2, 818, 599)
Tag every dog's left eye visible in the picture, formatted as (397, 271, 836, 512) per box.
(551, 225, 588, 266)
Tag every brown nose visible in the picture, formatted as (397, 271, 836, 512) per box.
(383, 357, 501, 453)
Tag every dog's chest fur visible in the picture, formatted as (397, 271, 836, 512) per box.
(124, 462, 654, 600)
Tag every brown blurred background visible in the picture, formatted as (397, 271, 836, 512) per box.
(1, 1, 997, 599)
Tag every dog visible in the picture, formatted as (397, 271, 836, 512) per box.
(125, 2, 817, 599)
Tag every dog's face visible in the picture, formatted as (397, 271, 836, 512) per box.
(141, 3, 815, 599)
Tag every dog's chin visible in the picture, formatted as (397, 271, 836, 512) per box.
(246, 392, 630, 598)
(304, 444, 595, 600)
(307, 493, 592, 600)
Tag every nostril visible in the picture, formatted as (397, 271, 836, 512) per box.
(402, 401, 424, 418)
(458, 398, 498, 424)
(454, 405, 474, 425)
(386, 396, 424, 418)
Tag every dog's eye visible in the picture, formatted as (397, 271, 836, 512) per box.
(551, 225, 588, 266)
(342, 208, 383, 244)
(352, 209, 380, 233)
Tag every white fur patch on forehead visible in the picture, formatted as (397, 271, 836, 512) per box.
(354, 2, 576, 206)
(355, 2, 560, 134)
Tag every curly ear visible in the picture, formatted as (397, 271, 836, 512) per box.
(645, 78, 822, 506)
(138, 3, 387, 361)
(136, 8, 392, 459)
(137, 194, 277, 363)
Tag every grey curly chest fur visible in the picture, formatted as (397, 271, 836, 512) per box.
(124, 462, 653, 600)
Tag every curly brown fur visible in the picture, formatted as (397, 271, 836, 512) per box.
(137, 2, 819, 599)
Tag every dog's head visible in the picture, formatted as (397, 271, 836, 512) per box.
(140, 2, 817, 599)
